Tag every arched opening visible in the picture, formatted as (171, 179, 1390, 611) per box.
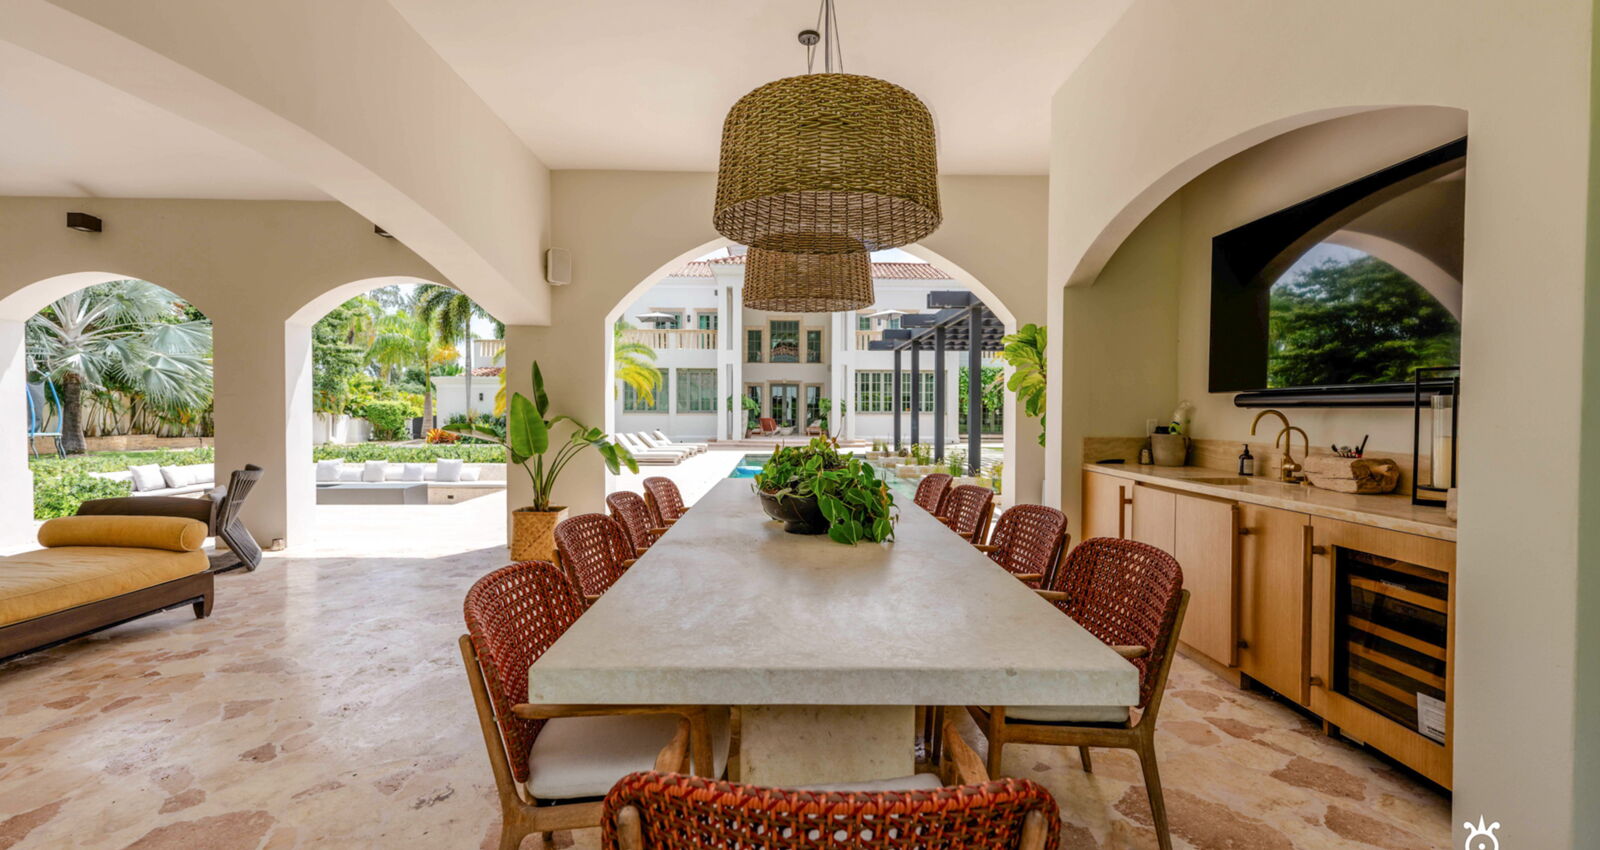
(286, 277, 510, 545)
(0, 273, 216, 547)
(601, 239, 1023, 507)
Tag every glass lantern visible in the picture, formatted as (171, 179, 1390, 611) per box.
(1411, 366, 1460, 507)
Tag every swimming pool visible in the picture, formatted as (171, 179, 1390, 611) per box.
(729, 453, 922, 501)
(727, 453, 771, 479)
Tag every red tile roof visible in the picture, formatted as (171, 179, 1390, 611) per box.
(672, 256, 952, 280)
(470, 366, 503, 377)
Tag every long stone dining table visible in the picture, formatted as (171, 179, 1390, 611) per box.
(527, 477, 1138, 787)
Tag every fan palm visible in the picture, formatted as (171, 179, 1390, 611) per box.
(27, 280, 212, 454)
(366, 311, 456, 430)
(414, 284, 497, 418)
(614, 320, 661, 406)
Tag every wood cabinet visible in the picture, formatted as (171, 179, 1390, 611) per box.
(1129, 484, 1175, 552)
(1173, 494, 1240, 667)
(1236, 504, 1312, 705)
(1081, 469, 1131, 540)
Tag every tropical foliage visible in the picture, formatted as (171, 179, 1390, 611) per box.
(448, 361, 637, 512)
(416, 283, 500, 420)
(1268, 254, 1460, 388)
(754, 437, 896, 545)
(999, 323, 1047, 446)
(27, 447, 214, 519)
(614, 320, 662, 405)
(26, 280, 212, 454)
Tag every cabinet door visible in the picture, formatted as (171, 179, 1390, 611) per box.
(1174, 493, 1240, 666)
(1081, 470, 1130, 540)
(1237, 504, 1312, 704)
(1129, 484, 1176, 555)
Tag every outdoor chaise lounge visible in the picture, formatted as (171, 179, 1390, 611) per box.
(640, 431, 706, 455)
(0, 516, 215, 661)
(614, 433, 687, 464)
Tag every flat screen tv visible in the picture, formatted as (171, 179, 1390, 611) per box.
(1210, 138, 1465, 405)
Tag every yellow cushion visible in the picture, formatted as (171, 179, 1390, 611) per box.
(38, 516, 206, 552)
(0, 546, 208, 627)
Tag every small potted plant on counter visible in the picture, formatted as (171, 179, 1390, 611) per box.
(450, 361, 637, 561)
(753, 437, 896, 544)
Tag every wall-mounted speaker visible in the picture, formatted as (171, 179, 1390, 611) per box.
(545, 247, 572, 286)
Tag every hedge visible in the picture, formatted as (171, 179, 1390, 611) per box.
(310, 444, 505, 463)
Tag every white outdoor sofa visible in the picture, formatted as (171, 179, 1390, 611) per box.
(313, 459, 505, 485)
(89, 463, 217, 498)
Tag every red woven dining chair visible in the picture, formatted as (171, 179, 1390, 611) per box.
(553, 513, 637, 603)
(461, 561, 726, 850)
(607, 490, 665, 555)
(600, 772, 1060, 850)
(976, 504, 1069, 588)
(912, 472, 952, 514)
(968, 537, 1188, 850)
(937, 484, 995, 544)
(642, 477, 688, 527)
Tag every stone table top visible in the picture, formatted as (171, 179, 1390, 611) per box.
(528, 478, 1138, 707)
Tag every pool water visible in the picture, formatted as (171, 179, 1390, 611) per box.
(728, 453, 921, 502)
(727, 453, 771, 479)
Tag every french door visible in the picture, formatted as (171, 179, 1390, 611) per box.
(769, 384, 800, 429)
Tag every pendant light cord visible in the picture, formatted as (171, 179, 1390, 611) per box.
(805, 0, 844, 74)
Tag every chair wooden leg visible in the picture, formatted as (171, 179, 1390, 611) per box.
(984, 707, 1006, 778)
(1136, 736, 1172, 850)
(928, 706, 944, 766)
(1078, 746, 1093, 773)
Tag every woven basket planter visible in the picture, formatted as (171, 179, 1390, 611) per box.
(510, 506, 568, 562)
(715, 73, 940, 253)
(744, 248, 873, 312)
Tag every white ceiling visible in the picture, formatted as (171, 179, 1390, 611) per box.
(0, 40, 326, 200)
(389, 0, 1131, 174)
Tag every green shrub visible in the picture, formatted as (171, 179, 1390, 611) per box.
(311, 444, 504, 463)
(361, 400, 415, 440)
(32, 466, 132, 520)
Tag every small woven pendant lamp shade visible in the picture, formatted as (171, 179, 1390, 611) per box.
(715, 73, 941, 254)
(743, 248, 873, 313)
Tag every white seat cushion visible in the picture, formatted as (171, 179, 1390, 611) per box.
(316, 459, 344, 482)
(525, 708, 731, 801)
(460, 467, 481, 481)
(797, 773, 945, 792)
(1005, 704, 1130, 724)
(361, 460, 388, 482)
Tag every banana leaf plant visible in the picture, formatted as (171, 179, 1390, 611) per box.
(448, 361, 637, 511)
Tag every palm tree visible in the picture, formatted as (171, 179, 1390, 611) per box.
(414, 284, 497, 420)
(27, 280, 211, 454)
(366, 311, 456, 430)
(613, 320, 662, 406)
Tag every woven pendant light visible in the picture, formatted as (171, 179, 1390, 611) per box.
(744, 247, 873, 313)
(714, 1, 940, 253)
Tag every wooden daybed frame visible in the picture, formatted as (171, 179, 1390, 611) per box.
(0, 571, 214, 663)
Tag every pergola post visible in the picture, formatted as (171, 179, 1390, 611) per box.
(933, 326, 946, 461)
(892, 348, 903, 452)
(909, 341, 921, 448)
(967, 307, 982, 476)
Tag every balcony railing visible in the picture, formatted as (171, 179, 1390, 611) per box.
(620, 328, 718, 350)
(855, 330, 882, 348)
(473, 338, 506, 363)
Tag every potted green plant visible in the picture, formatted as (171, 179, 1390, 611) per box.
(753, 437, 896, 544)
(450, 361, 637, 561)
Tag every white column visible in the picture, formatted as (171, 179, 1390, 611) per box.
(212, 318, 314, 549)
(0, 321, 33, 549)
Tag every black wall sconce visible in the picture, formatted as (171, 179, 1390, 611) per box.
(66, 212, 102, 233)
(374, 225, 394, 238)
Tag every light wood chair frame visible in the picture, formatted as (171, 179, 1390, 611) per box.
(460, 635, 718, 850)
(969, 590, 1190, 850)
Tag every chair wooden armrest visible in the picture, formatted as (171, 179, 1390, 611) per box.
(654, 717, 691, 773)
(661, 518, 678, 527)
(973, 544, 999, 553)
(621, 559, 637, 568)
(1113, 645, 1149, 659)
(1033, 589, 1067, 602)
(648, 527, 668, 537)
(1011, 573, 1043, 583)
(585, 594, 602, 604)
(939, 718, 990, 785)
(635, 548, 650, 558)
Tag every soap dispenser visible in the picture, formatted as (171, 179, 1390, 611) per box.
(1238, 444, 1255, 476)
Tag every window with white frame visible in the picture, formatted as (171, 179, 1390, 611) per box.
(622, 369, 666, 412)
(855, 371, 937, 413)
(676, 369, 717, 412)
(805, 329, 823, 363)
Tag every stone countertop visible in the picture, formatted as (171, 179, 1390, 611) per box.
(528, 478, 1138, 707)
(1084, 462, 1456, 542)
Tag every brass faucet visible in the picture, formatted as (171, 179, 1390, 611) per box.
(1250, 409, 1309, 483)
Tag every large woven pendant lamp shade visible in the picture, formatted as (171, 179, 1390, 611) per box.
(714, 1, 940, 254)
(744, 247, 873, 312)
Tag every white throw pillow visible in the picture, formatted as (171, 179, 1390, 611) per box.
(129, 464, 166, 492)
(460, 467, 481, 481)
(337, 467, 360, 482)
(316, 459, 344, 482)
(401, 463, 425, 481)
(191, 464, 216, 484)
(436, 458, 464, 482)
(361, 460, 388, 482)
(159, 465, 192, 489)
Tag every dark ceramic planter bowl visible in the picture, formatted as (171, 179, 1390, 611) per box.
(756, 489, 829, 535)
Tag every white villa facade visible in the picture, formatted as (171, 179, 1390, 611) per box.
(610, 255, 1001, 443)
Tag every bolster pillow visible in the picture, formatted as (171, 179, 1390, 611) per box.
(37, 516, 207, 552)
